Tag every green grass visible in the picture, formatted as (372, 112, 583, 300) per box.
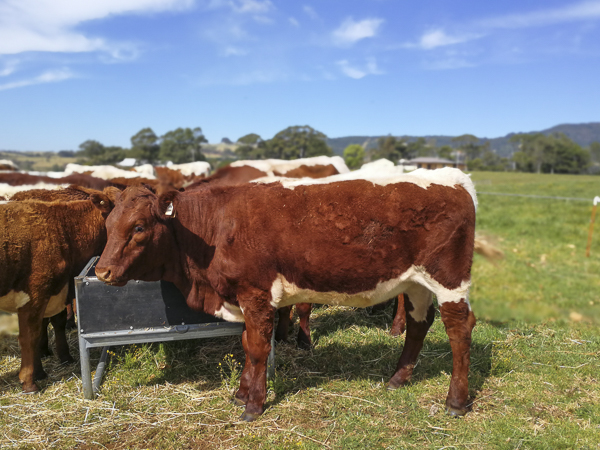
(1, 171, 600, 449)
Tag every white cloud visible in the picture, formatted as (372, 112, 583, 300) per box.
(337, 58, 383, 79)
(289, 17, 300, 28)
(231, 0, 272, 14)
(0, 0, 194, 55)
(207, 0, 272, 14)
(303, 5, 318, 20)
(332, 17, 384, 46)
(0, 67, 74, 91)
(223, 46, 247, 56)
(418, 29, 481, 50)
(478, 0, 600, 29)
(0, 59, 19, 76)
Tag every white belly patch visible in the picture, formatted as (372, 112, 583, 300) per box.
(269, 265, 471, 310)
(44, 285, 68, 317)
(213, 301, 245, 322)
(0, 290, 31, 313)
(0, 285, 67, 317)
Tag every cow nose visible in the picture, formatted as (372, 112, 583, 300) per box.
(95, 266, 111, 282)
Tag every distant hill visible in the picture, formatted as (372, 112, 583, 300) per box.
(327, 122, 600, 158)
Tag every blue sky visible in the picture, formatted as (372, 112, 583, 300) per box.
(1, 0, 599, 151)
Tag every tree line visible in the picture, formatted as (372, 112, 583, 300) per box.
(71, 124, 599, 175)
(345, 132, 600, 174)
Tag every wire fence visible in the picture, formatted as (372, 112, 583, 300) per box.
(476, 192, 592, 202)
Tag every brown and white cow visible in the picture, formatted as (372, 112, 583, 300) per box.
(0, 192, 115, 392)
(95, 168, 477, 421)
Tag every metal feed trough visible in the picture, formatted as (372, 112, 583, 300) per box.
(75, 257, 274, 399)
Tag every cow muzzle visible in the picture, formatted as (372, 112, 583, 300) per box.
(95, 266, 128, 286)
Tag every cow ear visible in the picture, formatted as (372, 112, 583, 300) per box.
(90, 193, 115, 218)
(102, 186, 122, 203)
(157, 190, 179, 219)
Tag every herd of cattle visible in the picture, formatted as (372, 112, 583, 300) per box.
(1, 155, 480, 422)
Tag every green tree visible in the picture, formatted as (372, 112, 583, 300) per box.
(266, 126, 333, 159)
(452, 134, 486, 161)
(588, 142, 600, 162)
(237, 133, 262, 145)
(159, 127, 207, 164)
(437, 145, 454, 160)
(370, 136, 411, 163)
(130, 127, 160, 164)
(510, 133, 589, 174)
(76, 140, 126, 165)
(76, 140, 106, 163)
(343, 144, 365, 170)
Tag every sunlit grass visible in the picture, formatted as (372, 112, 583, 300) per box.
(1, 171, 599, 448)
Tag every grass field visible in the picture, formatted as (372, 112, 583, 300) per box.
(1, 171, 599, 449)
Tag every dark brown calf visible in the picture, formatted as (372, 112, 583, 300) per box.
(0, 194, 114, 392)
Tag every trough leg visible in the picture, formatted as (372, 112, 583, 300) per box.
(234, 288, 275, 422)
(388, 290, 435, 389)
(17, 304, 47, 393)
(439, 299, 476, 416)
(79, 336, 94, 400)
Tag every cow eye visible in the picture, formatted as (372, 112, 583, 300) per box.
(134, 225, 144, 233)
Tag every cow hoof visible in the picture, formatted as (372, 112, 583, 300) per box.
(59, 355, 75, 365)
(297, 340, 312, 351)
(446, 405, 468, 417)
(386, 382, 399, 391)
(22, 384, 40, 394)
(240, 411, 260, 422)
(232, 397, 246, 407)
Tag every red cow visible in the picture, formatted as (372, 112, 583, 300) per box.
(0, 192, 115, 392)
(95, 168, 477, 422)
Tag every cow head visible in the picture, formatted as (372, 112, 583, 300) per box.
(95, 186, 179, 286)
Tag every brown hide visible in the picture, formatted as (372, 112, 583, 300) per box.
(0, 197, 112, 392)
(274, 163, 339, 179)
(96, 180, 476, 421)
(0, 172, 124, 191)
(186, 165, 268, 190)
(10, 185, 100, 202)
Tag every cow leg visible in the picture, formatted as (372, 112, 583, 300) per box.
(234, 288, 275, 422)
(38, 318, 52, 358)
(390, 294, 407, 336)
(50, 309, 74, 364)
(295, 303, 312, 349)
(387, 287, 434, 390)
(439, 298, 476, 417)
(274, 306, 292, 343)
(17, 305, 47, 393)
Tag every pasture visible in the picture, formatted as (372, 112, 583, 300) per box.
(1, 171, 599, 449)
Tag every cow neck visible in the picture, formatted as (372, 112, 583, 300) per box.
(167, 191, 220, 310)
